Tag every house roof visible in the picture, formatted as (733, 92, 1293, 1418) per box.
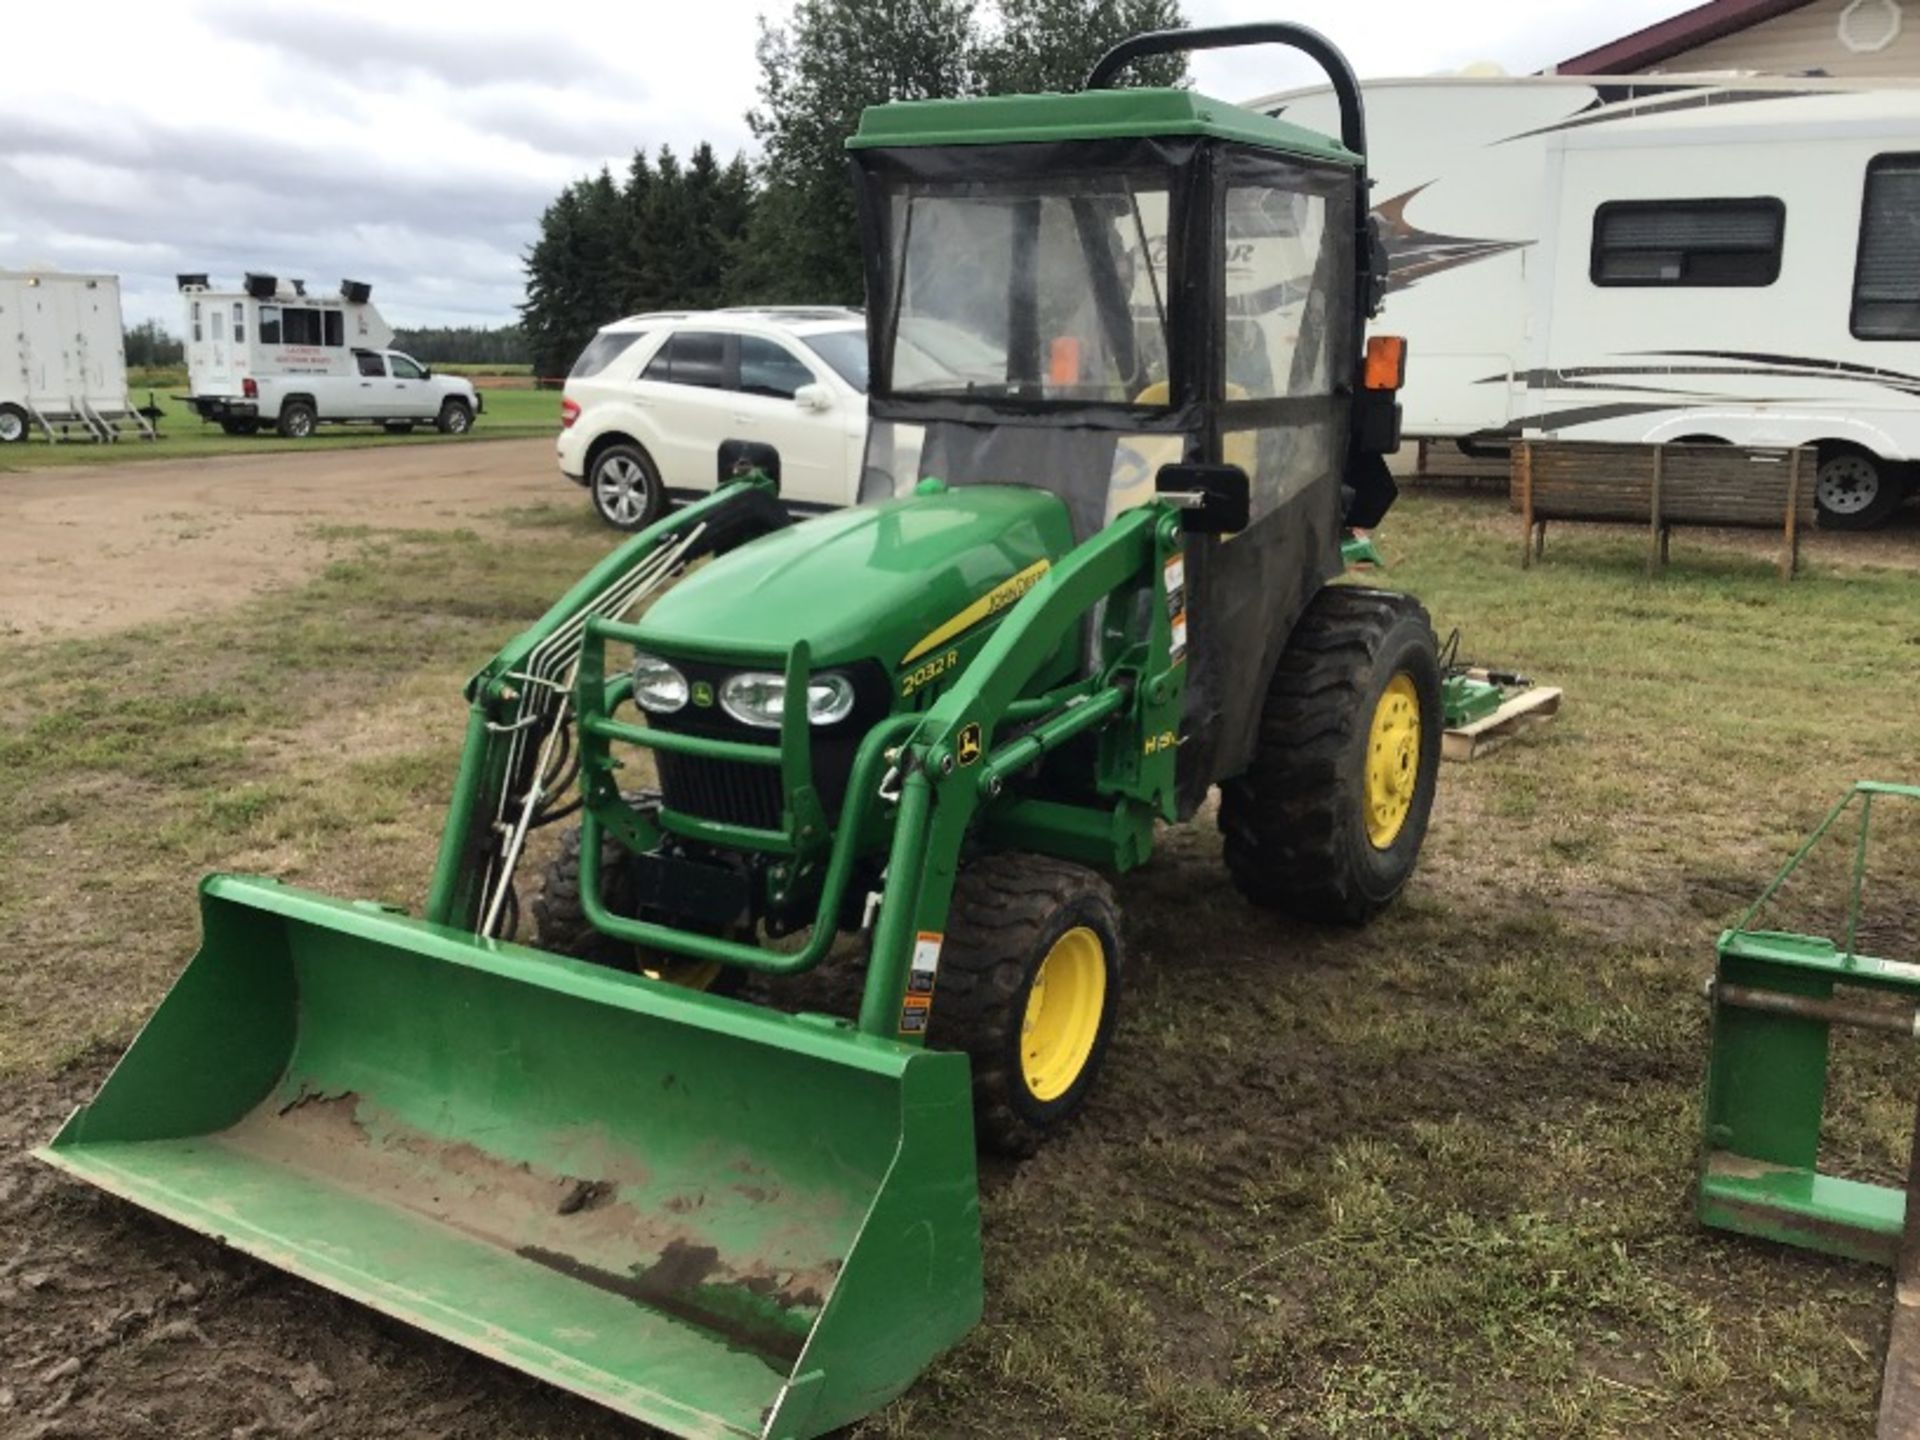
(1556, 0, 1817, 74)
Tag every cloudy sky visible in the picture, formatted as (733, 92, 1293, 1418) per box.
(3, 0, 1692, 332)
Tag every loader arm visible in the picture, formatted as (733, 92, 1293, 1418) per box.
(859, 499, 1188, 1039)
(423, 476, 789, 932)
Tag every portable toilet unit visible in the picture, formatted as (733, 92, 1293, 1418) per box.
(0, 269, 154, 444)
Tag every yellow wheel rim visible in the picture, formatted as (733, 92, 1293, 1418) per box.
(1021, 926, 1107, 1103)
(1364, 673, 1421, 850)
(640, 956, 725, 991)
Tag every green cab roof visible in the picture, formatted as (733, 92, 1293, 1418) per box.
(847, 87, 1357, 167)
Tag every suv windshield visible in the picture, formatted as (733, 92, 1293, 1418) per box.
(882, 175, 1171, 403)
(801, 328, 869, 392)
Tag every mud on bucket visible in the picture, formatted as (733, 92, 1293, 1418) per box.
(35, 875, 984, 1440)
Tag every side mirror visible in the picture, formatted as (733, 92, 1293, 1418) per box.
(1155, 462, 1250, 535)
(794, 383, 832, 413)
(421, 365, 433, 379)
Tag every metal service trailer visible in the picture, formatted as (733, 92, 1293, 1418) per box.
(1262, 75, 1920, 528)
(0, 270, 153, 444)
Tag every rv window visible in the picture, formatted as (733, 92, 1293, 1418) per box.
(642, 332, 729, 390)
(325, 310, 344, 347)
(1853, 155, 1920, 340)
(232, 302, 245, 344)
(259, 306, 281, 345)
(1591, 199, 1783, 287)
(211, 310, 224, 342)
(191, 301, 202, 344)
(356, 352, 386, 378)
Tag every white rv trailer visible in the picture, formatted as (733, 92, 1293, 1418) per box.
(0, 269, 152, 444)
(178, 274, 480, 438)
(1258, 75, 1920, 527)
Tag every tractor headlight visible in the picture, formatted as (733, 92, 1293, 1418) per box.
(630, 652, 689, 713)
(720, 671, 856, 729)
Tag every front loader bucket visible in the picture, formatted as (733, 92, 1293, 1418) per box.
(35, 876, 983, 1440)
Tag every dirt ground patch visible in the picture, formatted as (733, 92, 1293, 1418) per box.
(0, 438, 567, 640)
(5, 491, 1920, 1437)
(0, 1055, 651, 1440)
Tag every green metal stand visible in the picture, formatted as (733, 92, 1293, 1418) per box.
(1699, 781, 1920, 1265)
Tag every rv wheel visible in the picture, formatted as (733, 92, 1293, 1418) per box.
(276, 401, 316, 439)
(1816, 448, 1906, 530)
(436, 399, 473, 435)
(0, 404, 27, 444)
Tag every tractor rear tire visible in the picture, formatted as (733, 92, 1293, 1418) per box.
(1220, 585, 1441, 926)
(930, 853, 1122, 1157)
(533, 797, 731, 991)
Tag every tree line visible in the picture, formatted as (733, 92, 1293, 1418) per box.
(519, 0, 1187, 377)
(390, 325, 528, 365)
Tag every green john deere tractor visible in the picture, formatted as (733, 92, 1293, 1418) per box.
(37, 23, 1440, 1440)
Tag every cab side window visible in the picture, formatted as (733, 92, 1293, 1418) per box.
(356, 352, 386, 378)
(738, 336, 817, 399)
(642, 331, 729, 390)
(390, 355, 425, 380)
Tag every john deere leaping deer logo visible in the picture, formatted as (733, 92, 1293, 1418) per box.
(956, 723, 983, 767)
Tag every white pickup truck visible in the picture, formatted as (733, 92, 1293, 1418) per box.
(178, 275, 481, 438)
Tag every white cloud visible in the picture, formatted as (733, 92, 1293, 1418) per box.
(7, 0, 1685, 331)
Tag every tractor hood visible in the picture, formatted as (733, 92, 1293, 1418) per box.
(634, 484, 1075, 669)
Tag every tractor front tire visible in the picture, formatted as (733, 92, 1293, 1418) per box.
(1220, 586, 1441, 926)
(533, 798, 730, 991)
(931, 854, 1123, 1157)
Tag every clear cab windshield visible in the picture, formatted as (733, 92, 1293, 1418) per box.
(882, 175, 1172, 405)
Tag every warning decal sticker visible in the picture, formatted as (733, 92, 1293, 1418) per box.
(901, 931, 943, 1032)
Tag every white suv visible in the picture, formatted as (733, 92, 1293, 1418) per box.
(556, 308, 871, 529)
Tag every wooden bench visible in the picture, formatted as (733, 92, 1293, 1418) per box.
(1514, 441, 1816, 579)
(1412, 438, 1510, 492)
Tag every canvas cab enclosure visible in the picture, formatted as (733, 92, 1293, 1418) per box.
(850, 74, 1395, 803)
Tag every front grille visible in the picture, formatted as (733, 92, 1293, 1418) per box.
(657, 751, 785, 831)
(637, 655, 887, 831)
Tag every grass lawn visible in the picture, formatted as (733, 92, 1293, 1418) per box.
(3, 492, 1918, 1435)
(0, 385, 557, 471)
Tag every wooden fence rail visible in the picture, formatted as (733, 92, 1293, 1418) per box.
(1513, 441, 1816, 579)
